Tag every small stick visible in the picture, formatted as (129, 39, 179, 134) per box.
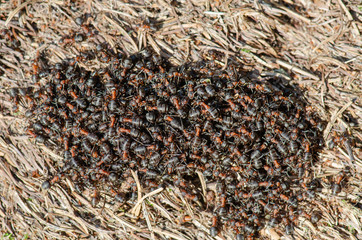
(196, 170, 207, 203)
(5, 0, 36, 26)
(323, 101, 353, 140)
(131, 186, 163, 217)
(275, 59, 319, 81)
(336, 0, 360, 36)
(130, 170, 142, 217)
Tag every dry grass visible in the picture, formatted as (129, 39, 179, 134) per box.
(0, 0, 361, 239)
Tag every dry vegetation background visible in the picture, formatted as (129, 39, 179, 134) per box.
(0, 0, 361, 239)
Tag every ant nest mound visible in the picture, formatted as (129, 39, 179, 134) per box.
(12, 47, 325, 239)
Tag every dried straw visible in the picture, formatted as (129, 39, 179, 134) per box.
(0, 0, 361, 239)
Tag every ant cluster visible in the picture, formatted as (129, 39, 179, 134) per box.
(11, 47, 326, 239)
